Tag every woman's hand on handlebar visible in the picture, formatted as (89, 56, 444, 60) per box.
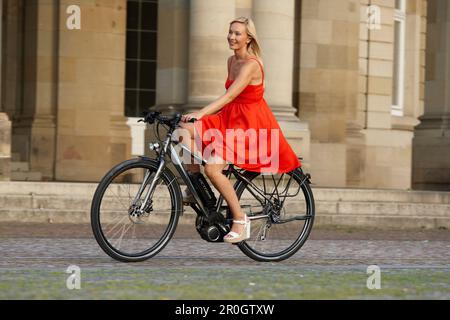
(181, 112, 203, 123)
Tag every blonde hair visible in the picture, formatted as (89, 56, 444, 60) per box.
(229, 17, 262, 59)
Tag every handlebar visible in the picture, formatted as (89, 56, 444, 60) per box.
(138, 111, 197, 126)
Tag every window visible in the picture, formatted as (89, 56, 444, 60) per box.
(392, 0, 406, 116)
(125, 0, 158, 117)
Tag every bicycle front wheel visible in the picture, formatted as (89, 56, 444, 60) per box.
(91, 158, 182, 262)
(233, 168, 315, 262)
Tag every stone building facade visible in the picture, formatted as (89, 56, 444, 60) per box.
(0, 0, 448, 191)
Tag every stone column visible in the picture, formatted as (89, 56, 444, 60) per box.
(17, 0, 58, 180)
(2, 0, 23, 120)
(0, 0, 12, 181)
(252, 0, 310, 170)
(56, 0, 131, 181)
(155, 0, 189, 111)
(252, 0, 298, 120)
(185, 0, 235, 111)
(0, 113, 11, 181)
(236, 0, 252, 18)
(413, 0, 450, 191)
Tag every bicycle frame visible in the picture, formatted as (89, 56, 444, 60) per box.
(136, 122, 306, 222)
(135, 126, 213, 217)
(135, 130, 246, 219)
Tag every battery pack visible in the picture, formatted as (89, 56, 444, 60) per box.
(188, 172, 217, 210)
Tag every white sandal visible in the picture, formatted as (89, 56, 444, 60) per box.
(223, 215, 251, 244)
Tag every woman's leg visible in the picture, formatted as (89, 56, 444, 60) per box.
(180, 123, 246, 235)
(204, 159, 246, 235)
(179, 122, 200, 173)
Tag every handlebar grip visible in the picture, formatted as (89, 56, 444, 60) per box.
(188, 118, 197, 123)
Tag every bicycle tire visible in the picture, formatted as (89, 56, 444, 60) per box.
(234, 167, 315, 262)
(91, 158, 182, 262)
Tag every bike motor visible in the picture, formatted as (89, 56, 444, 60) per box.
(189, 172, 230, 242)
(195, 213, 230, 242)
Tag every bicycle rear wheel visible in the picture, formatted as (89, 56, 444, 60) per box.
(233, 168, 315, 262)
(91, 158, 182, 262)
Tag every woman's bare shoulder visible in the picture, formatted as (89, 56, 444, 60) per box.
(246, 56, 263, 67)
(227, 55, 263, 65)
(244, 57, 264, 71)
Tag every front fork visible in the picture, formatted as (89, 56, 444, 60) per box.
(126, 159, 165, 218)
(134, 158, 166, 214)
(132, 136, 172, 215)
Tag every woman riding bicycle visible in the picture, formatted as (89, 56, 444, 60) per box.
(179, 17, 301, 244)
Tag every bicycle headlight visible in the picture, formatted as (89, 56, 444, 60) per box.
(149, 142, 160, 151)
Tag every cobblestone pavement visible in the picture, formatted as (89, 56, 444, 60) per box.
(0, 223, 449, 299)
(1, 238, 450, 268)
(0, 223, 449, 268)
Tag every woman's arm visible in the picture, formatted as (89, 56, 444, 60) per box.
(198, 60, 259, 117)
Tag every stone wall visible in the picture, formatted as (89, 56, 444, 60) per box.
(298, 0, 360, 187)
(56, 0, 131, 181)
(359, 0, 404, 189)
(2, 0, 444, 190)
(357, 0, 426, 189)
(1, 0, 132, 182)
(413, 0, 450, 191)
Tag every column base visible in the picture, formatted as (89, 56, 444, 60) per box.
(413, 125, 450, 191)
(182, 101, 210, 114)
(151, 103, 186, 114)
(30, 115, 57, 181)
(109, 115, 132, 166)
(363, 128, 413, 190)
(271, 105, 311, 174)
(310, 142, 347, 188)
(0, 113, 12, 181)
(55, 116, 131, 182)
(277, 120, 310, 173)
(9, 115, 55, 181)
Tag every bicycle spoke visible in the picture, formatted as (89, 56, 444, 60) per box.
(114, 222, 134, 250)
(132, 223, 137, 240)
(103, 212, 128, 230)
(104, 215, 129, 238)
(106, 217, 131, 241)
(107, 188, 132, 211)
(250, 221, 268, 250)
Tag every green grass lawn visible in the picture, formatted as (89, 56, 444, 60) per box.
(1, 266, 449, 300)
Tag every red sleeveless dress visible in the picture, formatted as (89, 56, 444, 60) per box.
(193, 57, 301, 174)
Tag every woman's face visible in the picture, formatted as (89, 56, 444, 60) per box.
(228, 22, 251, 50)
